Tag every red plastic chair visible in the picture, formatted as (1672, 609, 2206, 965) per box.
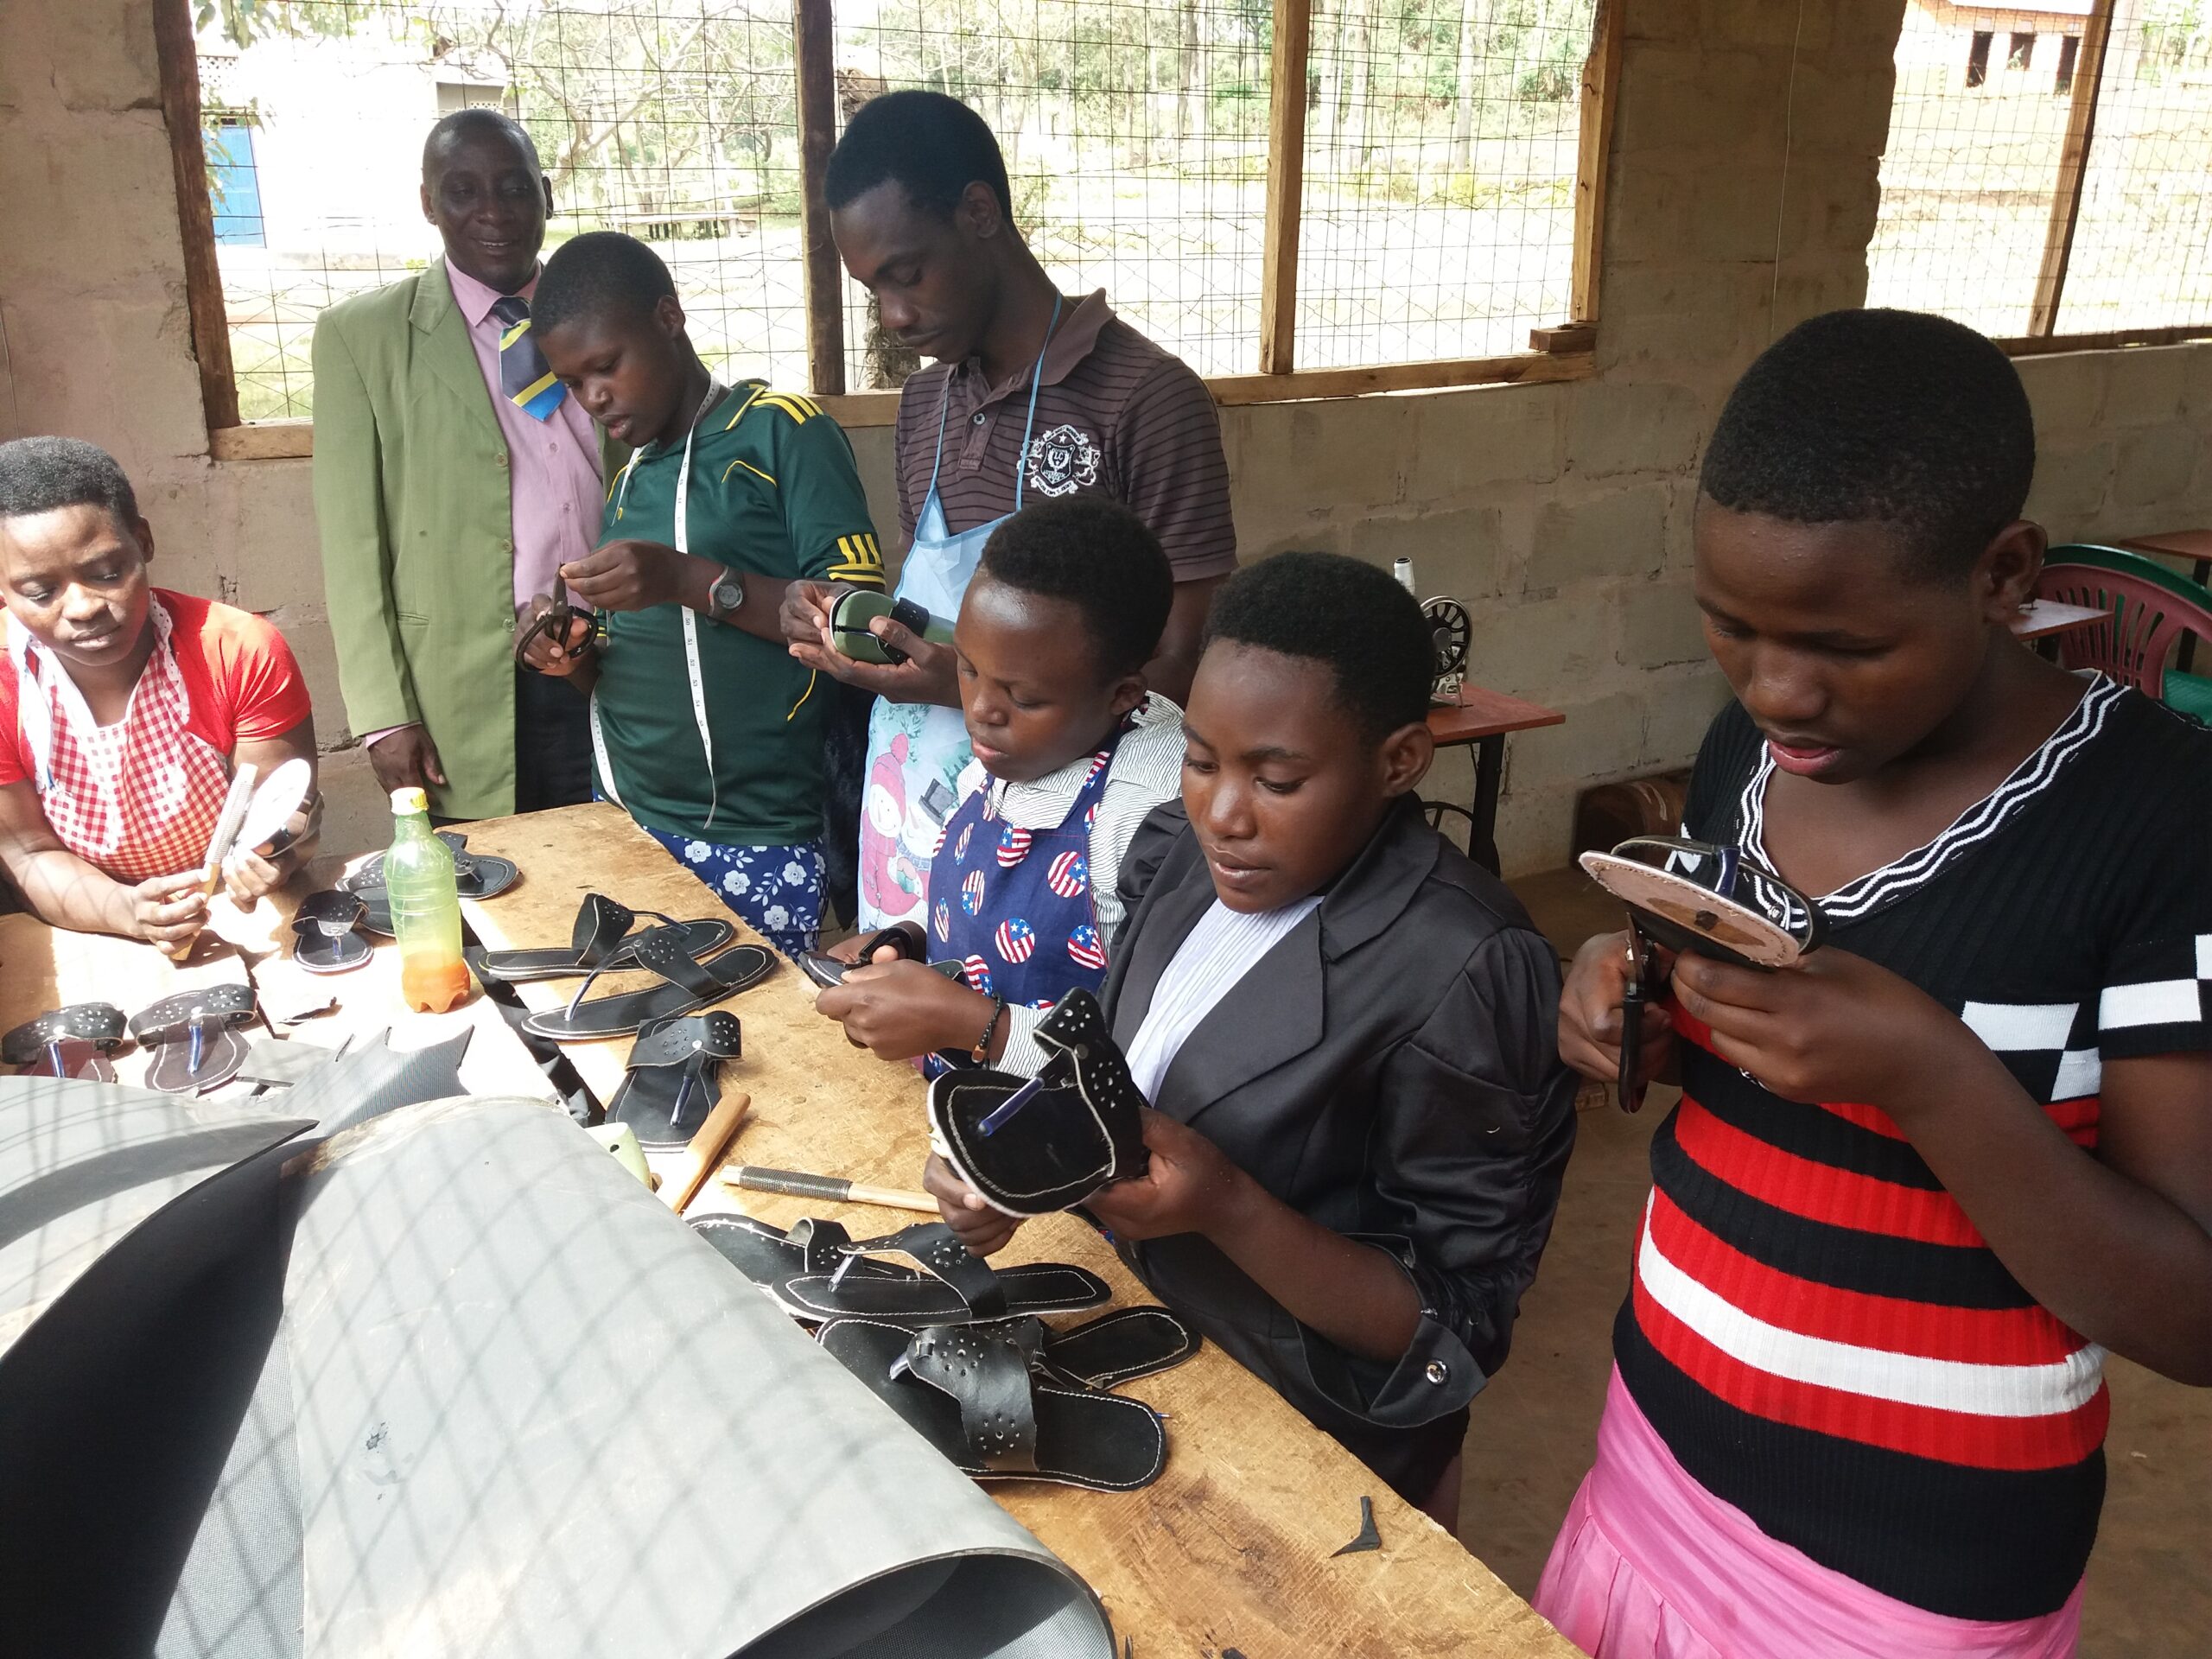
(2039, 547, 2212, 719)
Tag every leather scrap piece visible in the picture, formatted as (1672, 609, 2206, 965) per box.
(1331, 1495, 1382, 1556)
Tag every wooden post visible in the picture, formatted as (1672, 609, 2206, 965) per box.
(1258, 0, 1312, 375)
(2029, 0, 2117, 338)
(793, 0, 845, 396)
(152, 0, 241, 435)
(1567, 0, 1623, 328)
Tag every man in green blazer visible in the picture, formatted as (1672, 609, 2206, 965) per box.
(313, 109, 620, 820)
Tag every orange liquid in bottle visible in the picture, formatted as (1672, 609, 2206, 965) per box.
(400, 954, 474, 1014)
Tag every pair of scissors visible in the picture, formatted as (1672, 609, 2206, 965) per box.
(512, 575, 601, 666)
(1617, 918, 1659, 1114)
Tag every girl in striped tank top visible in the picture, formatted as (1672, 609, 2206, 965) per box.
(1539, 311, 2212, 1657)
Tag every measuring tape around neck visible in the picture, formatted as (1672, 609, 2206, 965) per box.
(591, 377, 726, 828)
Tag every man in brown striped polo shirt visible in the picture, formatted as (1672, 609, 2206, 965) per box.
(783, 90, 1236, 930)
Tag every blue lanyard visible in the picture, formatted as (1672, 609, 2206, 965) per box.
(922, 294, 1064, 509)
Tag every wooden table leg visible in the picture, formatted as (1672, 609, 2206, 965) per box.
(1469, 734, 1505, 875)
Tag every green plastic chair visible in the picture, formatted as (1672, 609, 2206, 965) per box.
(2040, 544, 2212, 723)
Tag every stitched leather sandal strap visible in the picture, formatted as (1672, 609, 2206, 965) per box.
(628, 925, 727, 1000)
(1034, 988, 1151, 1183)
(571, 893, 636, 967)
(785, 1217, 855, 1273)
(627, 1011, 742, 1070)
(837, 1222, 1010, 1319)
(555, 924, 722, 1023)
(295, 889, 365, 935)
(128, 984, 257, 1044)
(3, 1002, 127, 1065)
(899, 1325, 1041, 1473)
(966, 1315, 1051, 1370)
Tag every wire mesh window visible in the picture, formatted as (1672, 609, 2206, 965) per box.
(833, 0, 1277, 386)
(189, 0, 1601, 421)
(194, 1, 804, 421)
(2053, 10, 2212, 335)
(1296, 0, 1595, 370)
(1867, 0, 2212, 341)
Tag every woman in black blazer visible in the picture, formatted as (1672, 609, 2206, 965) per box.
(928, 553, 1579, 1518)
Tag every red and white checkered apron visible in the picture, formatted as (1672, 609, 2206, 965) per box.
(7, 598, 233, 882)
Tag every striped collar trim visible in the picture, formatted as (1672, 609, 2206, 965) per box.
(1739, 676, 2124, 923)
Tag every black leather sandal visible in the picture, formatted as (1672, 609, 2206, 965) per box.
(290, 889, 371, 975)
(757, 1219, 1110, 1327)
(823, 1304, 1198, 1392)
(928, 989, 1150, 1217)
(606, 1010, 743, 1149)
(3, 1002, 128, 1080)
(128, 984, 259, 1093)
(817, 1317, 1166, 1491)
(1031, 1306, 1202, 1392)
(478, 893, 734, 986)
(519, 929, 774, 1042)
(689, 1214, 906, 1289)
(797, 921, 964, 990)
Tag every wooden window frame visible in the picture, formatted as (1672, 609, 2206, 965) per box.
(166, 0, 1619, 461)
(1998, 0, 2212, 357)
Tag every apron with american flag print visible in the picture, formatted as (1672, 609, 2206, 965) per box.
(921, 723, 1127, 1078)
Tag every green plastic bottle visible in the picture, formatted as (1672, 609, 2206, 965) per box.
(385, 787, 472, 1013)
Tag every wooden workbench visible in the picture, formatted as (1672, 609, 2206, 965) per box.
(449, 804, 1579, 1658)
(0, 908, 258, 1093)
(0, 877, 553, 1103)
(244, 872, 557, 1103)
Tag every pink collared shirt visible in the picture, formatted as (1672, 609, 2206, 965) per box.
(444, 257, 606, 613)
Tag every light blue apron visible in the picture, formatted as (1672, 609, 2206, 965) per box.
(856, 302, 1059, 930)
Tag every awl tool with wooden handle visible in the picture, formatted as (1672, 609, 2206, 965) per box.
(721, 1165, 938, 1214)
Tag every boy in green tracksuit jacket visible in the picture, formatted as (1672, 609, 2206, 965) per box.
(520, 232, 887, 955)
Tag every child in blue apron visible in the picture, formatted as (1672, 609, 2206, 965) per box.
(815, 495, 1183, 1068)
(847, 300, 1063, 932)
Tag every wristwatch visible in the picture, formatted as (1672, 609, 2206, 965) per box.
(706, 569, 744, 622)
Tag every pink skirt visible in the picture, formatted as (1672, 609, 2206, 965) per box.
(1533, 1370, 2083, 1659)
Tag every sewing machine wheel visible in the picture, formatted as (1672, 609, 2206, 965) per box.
(1422, 597, 1471, 679)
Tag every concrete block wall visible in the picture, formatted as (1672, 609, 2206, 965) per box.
(5, 0, 2211, 871)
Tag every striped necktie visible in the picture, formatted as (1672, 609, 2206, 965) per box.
(490, 295, 565, 421)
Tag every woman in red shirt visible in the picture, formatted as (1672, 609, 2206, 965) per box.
(0, 437, 320, 953)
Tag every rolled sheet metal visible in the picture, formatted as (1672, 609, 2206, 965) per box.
(0, 1075, 307, 1332)
(0, 1082, 1114, 1658)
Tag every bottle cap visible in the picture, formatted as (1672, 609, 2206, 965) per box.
(391, 786, 429, 815)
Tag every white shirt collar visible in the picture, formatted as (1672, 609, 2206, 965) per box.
(978, 692, 1180, 830)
